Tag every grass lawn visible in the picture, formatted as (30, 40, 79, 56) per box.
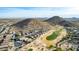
(28, 48, 33, 51)
(46, 29, 62, 40)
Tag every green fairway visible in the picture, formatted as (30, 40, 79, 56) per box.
(46, 29, 62, 40)
(28, 48, 33, 51)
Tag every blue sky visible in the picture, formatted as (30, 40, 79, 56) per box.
(0, 7, 79, 18)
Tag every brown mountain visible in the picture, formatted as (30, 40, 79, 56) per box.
(11, 18, 52, 32)
(45, 16, 74, 27)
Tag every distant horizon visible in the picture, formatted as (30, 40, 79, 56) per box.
(0, 7, 79, 18)
(0, 16, 79, 19)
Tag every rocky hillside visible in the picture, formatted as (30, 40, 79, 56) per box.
(45, 16, 74, 27)
(11, 18, 53, 32)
